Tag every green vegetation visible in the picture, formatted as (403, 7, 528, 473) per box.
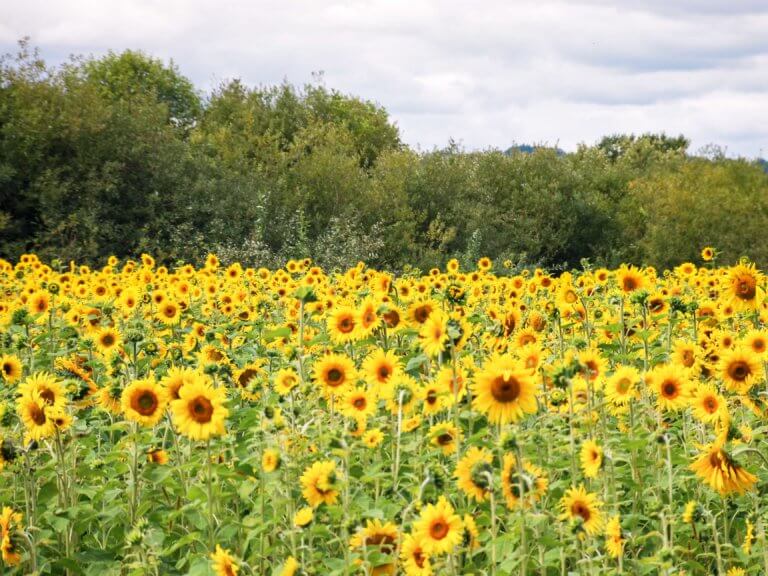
(2, 40, 767, 270)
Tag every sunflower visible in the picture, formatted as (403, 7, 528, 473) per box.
(0, 355, 22, 383)
(300, 460, 340, 508)
(17, 391, 57, 441)
(691, 384, 726, 424)
(455, 446, 494, 502)
(18, 372, 67, 410)
(580, 440, 603, 479)
(94, 326, 122, 356)
(471, 355, 537, 425)
(262, 448, 281, 472)
(435, 366, 466, 406)
(121, 378, 168, 427)
(743, 329, 768, 356)
(720, 346, 763, 393)
(400, 533, 432, 576)
(362, 348, 400, 395)
(147, 448, 169, 465)
(649, 364, 692, 411)
(701, 246, 715, 262)
(279, 557, 300, 576)
(0, 507, 22, 566)
(671, 340, 698, 371)
(327, 305, 358, 344)
(356, 297, 381, 339)
(727, 263, 762, 311)
(500, 453, 548, 509)
(690, 444, 757, 495)
(412, 496, 463, 555)
(604, 366, 639, 407)
(210, 544, 239, 576)
(407, 300, 436, 327)
(274, 368, 299, 396)
(171, 376, 228, 440)
(313, 353, 356, 397)
(156, 299, 182, 325)
(27, 290, 50, 316)
(418, 311, 449, 358)
(682, 500, 699, 524)
(429, 422, 462, 455)
(560, 485, 604, 536)
(349, 519, 398, 575)
(232, 362, 264, 392)
(615, 265, 645, 294)
(604, 515, 624, 559)
(339, 386, 375, 420)
(294, 506, 314, 528)
(363, 429, 384, 448)
(161, 366, 200, 401)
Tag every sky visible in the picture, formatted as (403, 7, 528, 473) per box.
(2, 0, 767, 157)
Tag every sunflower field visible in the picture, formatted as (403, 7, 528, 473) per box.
(1, 251, 767, 576)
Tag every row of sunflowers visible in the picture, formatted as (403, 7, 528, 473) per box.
(0, 250, 767, 575)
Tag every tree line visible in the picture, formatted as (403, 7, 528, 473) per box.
(2, 40, 767, 271)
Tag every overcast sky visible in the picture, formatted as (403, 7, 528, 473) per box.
(2, 0, 767, 157)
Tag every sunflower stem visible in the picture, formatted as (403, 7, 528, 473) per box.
(206, 438, 215, 550)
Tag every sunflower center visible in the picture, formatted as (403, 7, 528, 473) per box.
(30, 403, 47, 425)
(189, 396, 214, 423)
(571, 502, 591, 522)
(414, 306, 431, 323)
(326, 368, 344, 385)
(338, 317, 355, 333)
(429, 520, 449, 540)
(377, 366, 391, 380)
(490, 375, 521, 403)
(134, 391, 159, 415)
(736, 277, 756, 299)
(101, 334, 115, 347)
(622, 277, 637, 291)
(661, 380, 679, 398)
(238, 368, 258, 388)
(413, 549, 425, 567)
(728, 361, 750, 381)
(40, 388, 56, 405)
(353, 397, 366, 409)
(704, 397, 718, 412)
(615, 378, 631, 394)
(436, 433, 453, 445)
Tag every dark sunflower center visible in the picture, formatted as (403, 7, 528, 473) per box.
(490, 375, 521, 403)
(429, 520, 449, 540)
(353, 397, 366, 409)
(238, 369, 258, 388)
(704, 397, 717, 412)
(415, 307, 430, 323)
(572, 502, 591, 522)
(616, 378, 631, 394)
(134, 391, 159, 415)
(378, 366, 391, 380)
(338, 317, 354, 333)
(661, 380, 679, 398)
(101, 334, 115, 347)
(30, 403, 47, 425)
(728, 361, 749, 381)
(736, 278, 756, 299)
(189, 396, 214, 423)
(622, 277, 637, 291)
(437, 433, 453, 445)
(326, 368, 343, 385)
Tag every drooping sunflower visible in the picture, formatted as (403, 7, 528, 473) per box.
(0, 507, 22, 566)
(356, 297, 382, 339)
(720, 346, 763, 393)
(580, 440, 603, 479)
(500, 453, 548, 509)
(121, 378, 168, 427)
(210, 544, 239, 576)
(412, 496, 463, 555)
(649, 364, 692, 411)
(0, 355, 22, 383)
(313, 353, 356, 397)
(300, 460, 340, 508)
(399, 533, 432, 576)
(471, 355, 537, 425)
(690, 444, 757, 495)
(559, 485, 604, 536)
(171, 376, 228, 440)
(147, 448, 169, 465)
(454, 446, 494, 502)
(293, 507, 314, 528)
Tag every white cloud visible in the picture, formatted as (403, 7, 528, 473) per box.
(1, 0, 767, 156)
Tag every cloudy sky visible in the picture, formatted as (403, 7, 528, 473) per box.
(2, 0, 767, 157)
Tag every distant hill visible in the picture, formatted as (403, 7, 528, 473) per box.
(758, 158, 768, 172)
(504, 144, 565, 156)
